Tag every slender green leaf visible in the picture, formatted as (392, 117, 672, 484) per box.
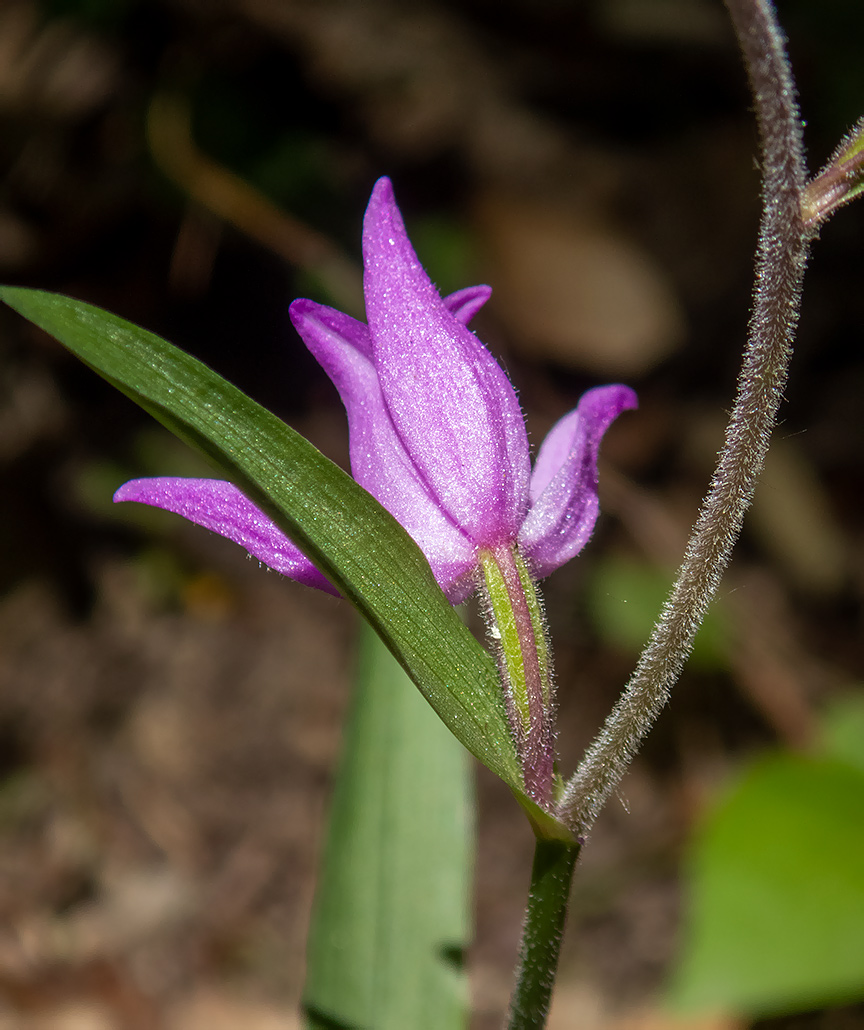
(668, 752, 864, 1016)
(305, 621, 471, 1030)
(0, 286, 522, 793)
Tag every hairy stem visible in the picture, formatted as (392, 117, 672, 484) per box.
(558, 0, 814, 837)
(506, 838, 581, 1030)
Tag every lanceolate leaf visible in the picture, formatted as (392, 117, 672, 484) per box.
(305, 622, 471, 1030)
(0, 286, 522, 793)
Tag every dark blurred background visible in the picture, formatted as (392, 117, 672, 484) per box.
(1, 0, 863, 1027)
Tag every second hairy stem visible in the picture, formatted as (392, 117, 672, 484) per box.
(559, 0, 814, 839)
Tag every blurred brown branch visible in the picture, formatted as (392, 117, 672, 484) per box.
(147, 92, 363, 314)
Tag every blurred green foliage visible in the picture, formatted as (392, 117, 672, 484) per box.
(586, 555, 731, 671)
(668, 694, 864, 1017)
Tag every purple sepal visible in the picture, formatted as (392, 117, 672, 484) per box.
(288, 298, 477, 602)
(114, 478, 337, 594)
(362, 178, 531, 546)
(114, 178, 637, 606)
(519, 385, 638, 579)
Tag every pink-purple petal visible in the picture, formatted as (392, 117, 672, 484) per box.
(519, 385, 637, 578)
(113, 178, 634, 609)
(289, 299, 477, 600)
(362, 176, 530, 545)
(114, 478, 337, 593)
(444, 284, 492, 324)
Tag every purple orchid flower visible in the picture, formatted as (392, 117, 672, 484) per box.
(115, 178, 636, 607)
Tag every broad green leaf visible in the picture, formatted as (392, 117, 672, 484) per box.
(305, 621, 471, 1030)
(0, 287, 522, 793)
(668, 752, 864, 1016)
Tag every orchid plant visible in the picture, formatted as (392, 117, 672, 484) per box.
(2, 0, 863, 1026)
(113, 176, 636, 808)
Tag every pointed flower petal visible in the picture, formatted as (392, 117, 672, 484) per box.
(289, 299, 477, 600)
(442, 284, 492, 324)
(114, 478, 337, 593)
(519, 385, 638, 578)
(362, 177, 530, 546)
(114, 179, 635, 609)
